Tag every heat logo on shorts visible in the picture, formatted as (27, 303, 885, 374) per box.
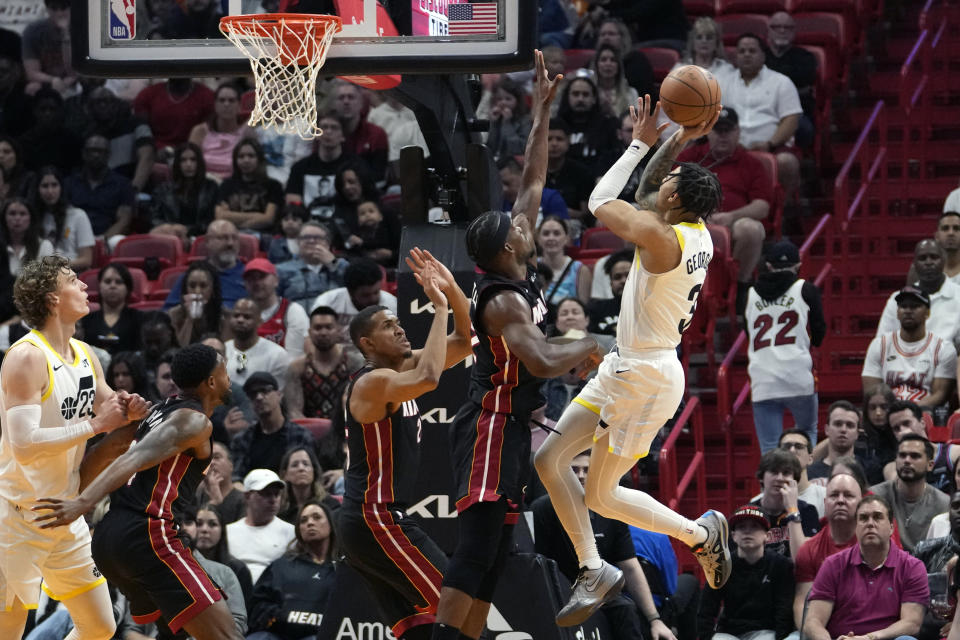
(109, 0, 136, 40)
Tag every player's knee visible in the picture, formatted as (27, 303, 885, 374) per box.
(533, 442, 557, 475)
(77, 615, 116, 640)
(443, 554, 494, 598)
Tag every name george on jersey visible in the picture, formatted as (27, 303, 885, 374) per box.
(685, 251, 711, 275)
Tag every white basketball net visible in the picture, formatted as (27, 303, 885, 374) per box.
(220, 15, 342, 140)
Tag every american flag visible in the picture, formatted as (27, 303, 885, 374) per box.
(447, 2, 499, 36)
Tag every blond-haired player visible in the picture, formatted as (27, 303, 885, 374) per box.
(0, 255, 150, 639)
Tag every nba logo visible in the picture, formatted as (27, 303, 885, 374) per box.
(109, 0, 136, 40)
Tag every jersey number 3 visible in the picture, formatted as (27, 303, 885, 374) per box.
(678, 284, 702, 335)
(752, 311, 799, 350)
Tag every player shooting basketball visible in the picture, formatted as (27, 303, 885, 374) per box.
(534, 96, 732, 626)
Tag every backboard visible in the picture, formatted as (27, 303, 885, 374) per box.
(74, 0, 536, 78)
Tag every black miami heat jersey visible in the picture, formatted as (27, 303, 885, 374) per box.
(467, 264, 549, 420)
(109, 396, 210, 522)
(343, 366, 424, 508)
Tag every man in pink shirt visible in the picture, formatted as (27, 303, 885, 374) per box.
(805, 495, 928, 640)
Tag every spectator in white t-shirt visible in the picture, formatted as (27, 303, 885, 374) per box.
(226, 469, 296, 583)
(876, 239, 960, 349)
(863, 286, 957, 408)
(225, 297, 293, 390)
(718, 32, 803, 212)
(935, 211, 960, 285)
(310, 257, 397, 341)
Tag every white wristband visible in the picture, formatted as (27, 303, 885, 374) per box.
(588, 141, 650, 214)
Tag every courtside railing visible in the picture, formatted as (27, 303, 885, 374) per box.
(714, 214, 833, 512)
(658, 396, 705, 515)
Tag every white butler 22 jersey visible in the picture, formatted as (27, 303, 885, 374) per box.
(0, 331, 98, 508)
(617, 221, 713, 351)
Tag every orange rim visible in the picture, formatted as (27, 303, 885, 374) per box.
(219, 13, 343, 39)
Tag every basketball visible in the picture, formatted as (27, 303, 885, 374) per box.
(659, 65, 722, 126)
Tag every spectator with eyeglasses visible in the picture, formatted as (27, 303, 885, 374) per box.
(163, 219, 250, 310)
(276, 221, 349, 312)
(777, 429, 825, 517)
(230, 372, 314, 483)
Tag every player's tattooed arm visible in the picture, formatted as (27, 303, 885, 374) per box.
(634, 132, 686, 211)
(34, 409, 212, 527)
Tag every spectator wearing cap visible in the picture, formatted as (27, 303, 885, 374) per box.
(311, 257, 397, 339)
(718, 33, 803, 215)
(877, 239, 960, 350)
(804, 495, 928, 640)
(676, 107, 772, 299)
(870, 434, 949, 553)
(230, 371, 315, 482)
(744, 239, 826, 453)
(226, 469, 297, 583)
(243, 257, 310, 360)
(751, 449, 821, 559)
(863, 284, 957, 408)
(276, 221, 350, 312)
(697, 505, 795, 640)
(225, 297, 293, 393)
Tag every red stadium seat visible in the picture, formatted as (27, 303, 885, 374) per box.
(948, 412, 960, 441)
(717, 0, 787, 15)
(926, 413, 947, 443)
(563, 49, 595, 73)
(293, 417, 332, 440)
(683, 0, 718, 17)
(157, 265, 189, 291)
(112, 234, 183, 277)
(792, 12, 848, 63)
(638, 47, 681, 82)
(746, 150, 783, 240)
(189, 233, 260, 263)
(705, 223, 738, 325)
(581, 227, 626, 251)
(715, 14, 769, 45)
(79, 266, 151, 303)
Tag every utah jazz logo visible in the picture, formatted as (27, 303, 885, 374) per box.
(61, 376, 95, 420)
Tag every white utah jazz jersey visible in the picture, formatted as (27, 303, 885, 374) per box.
(0, 331, 98, 507)
(746, 279, 814, 402)
(617, 221, 713, 351)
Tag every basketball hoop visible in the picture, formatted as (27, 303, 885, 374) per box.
(220, 13, 342, 139)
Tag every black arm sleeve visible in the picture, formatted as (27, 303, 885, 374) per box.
(801, 280, 826, 347)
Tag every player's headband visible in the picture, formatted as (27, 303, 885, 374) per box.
(475, 212, 513, 266)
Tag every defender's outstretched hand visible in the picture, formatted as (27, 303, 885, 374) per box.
(406, 247, 457, 294)
(533, 49, 563, 111)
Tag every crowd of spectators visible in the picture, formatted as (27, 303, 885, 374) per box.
(7, 1, 960, 640)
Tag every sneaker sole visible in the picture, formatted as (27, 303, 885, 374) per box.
(701, 510, 731, 590)
(555, 572, 626, 627)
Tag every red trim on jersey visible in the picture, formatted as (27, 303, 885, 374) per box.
(144, 453, 192, 520)
(147, 518, 222, 632)
(258, 297, 292, 347)
(362, 418, 394, 504)
(456, 409, 507, 511)
(481, 336, 520, 414)
(131, 610, 162, 624)
(891, 332, 934, 358)
(360, 504, 443, 611)
(393, 611, 436, 638)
